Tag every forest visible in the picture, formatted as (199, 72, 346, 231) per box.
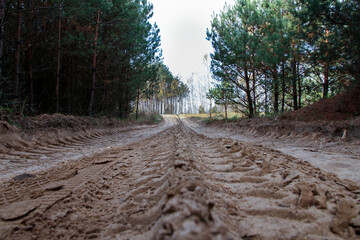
(207, 0, 360, 117)
(1, 1, 360, 239)
(1, 0, 359, 119)
(137, 63, 189, 115)
(0, 0, 189, 118)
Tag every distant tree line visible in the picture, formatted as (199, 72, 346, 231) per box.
(207, 0, 360, 117)
(0, 0, 174, 118)
(137, 62, 190, 115)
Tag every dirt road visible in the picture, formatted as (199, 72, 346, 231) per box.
(0, 116, 359, 239)
(182, 117, 360, 183)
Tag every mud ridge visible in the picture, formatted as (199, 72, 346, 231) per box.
(0, 118, 167, 182)
(199, 116, 360, 143)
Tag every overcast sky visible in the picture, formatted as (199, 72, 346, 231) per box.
(150, 0, 234, 80)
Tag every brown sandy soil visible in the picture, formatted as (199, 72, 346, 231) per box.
(185, 116, 360, 183)
(0, 112, 164, 182)
(0, 115, 359, 239)
(186, 88, 360, 184)
(0, 111, 127, 131)
(282, 87, 360, 121)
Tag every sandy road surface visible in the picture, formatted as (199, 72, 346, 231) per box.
(182, 117, 360, 184)
(0, 119, 174, 182)
(0, 116, 359, 239)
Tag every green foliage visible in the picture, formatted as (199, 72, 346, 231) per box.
(151, 113, 164, 123)
(150, 62, 189, 114)
(202, 117, 214, 124)
(297, 0, 360, 84)
(212, 106, 218, 113)
(203, 113, 239, 123)
(207, 0, 359, 116)
(0, 105, 13, 113)
(129, 111, 163, 123)
(228, 115, 240, 121)
(198, 105, 205, 114)
(208, 82, 236, 106)
(0, 0, 161, 118)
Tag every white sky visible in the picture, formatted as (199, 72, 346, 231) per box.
(150, 0, 234, 80)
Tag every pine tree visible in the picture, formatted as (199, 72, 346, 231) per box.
(208, 81, 237, 121)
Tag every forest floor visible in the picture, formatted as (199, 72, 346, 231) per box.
(0, 92, 359, 239)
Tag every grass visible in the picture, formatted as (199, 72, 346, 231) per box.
(129, 111, 163, 123)
(180, 112, 244, 122)
(0, 105, 14, 113)
(151, 113, 164, 123)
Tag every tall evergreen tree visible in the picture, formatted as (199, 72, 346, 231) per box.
(207, 0, 358, 116)
(0, 0, 161, 117)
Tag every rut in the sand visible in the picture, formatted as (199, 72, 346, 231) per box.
(0, 116, 359, 239)
(0, 121, 172, 181)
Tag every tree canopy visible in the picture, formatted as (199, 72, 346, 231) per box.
(0, 0, 169, 118)
(207, 0, 360, 117)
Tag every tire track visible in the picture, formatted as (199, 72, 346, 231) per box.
(0, 121, 171, 182)
(0, 115, 359, 239)
(187, 123, 360, 239)
(0, 149, 128, 236)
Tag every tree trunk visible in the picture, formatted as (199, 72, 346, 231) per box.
(323, 27, 330, 99)
(26, 42, 33, 108)
(265, 84, 268, 113)
(89, 10, 100, 116)
(170, 97, 172, 114)
(0, 0, 5, 94)
(244, 67, 254, 117)
(14, 1, 22, 98)
(56, 2, 62, 113)
(252, 68, 256, 116)
(156, 98, 158, 113)
(136, 88, 140, 120)
(323, 63, 329, 98)
(297, 61, 301, 109)
(67, 68, 71, 114)
(161, 98, 163, 114)
(264, 72, 268, 113)
(181, 98, 183, 114)
(292, 55, 298, 110)
(125, 89, 131, 118)
(224, 103, 227, 121)
(153, 96, 155, 112)
(273, 68, 279, 114)
(209, 98, 212, 119)
(281, 61, 285, 112)
(101, 79, 107, 113)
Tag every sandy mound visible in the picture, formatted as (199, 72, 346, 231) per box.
(200, 87, 360, 142)
(203, 116, 360, 142)
(282, 87, 360, 121)
(0, 111, 161, 148)
(0, 111, 127, 133)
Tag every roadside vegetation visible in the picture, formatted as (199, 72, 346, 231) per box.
(129, 112, 163, 123)
(181, 112, 243, 122)
(207, 0, 360, 118)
